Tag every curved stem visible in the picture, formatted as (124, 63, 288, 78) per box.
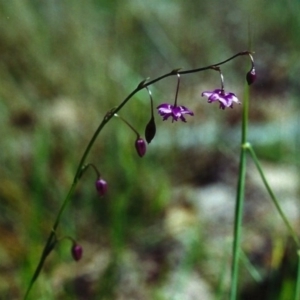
(24, 51, 252, 299)
(24, 183, 76, 299)
(143, 51, 251, 87)
(85, 163, 101, 179)
(114, 113, 140, 138)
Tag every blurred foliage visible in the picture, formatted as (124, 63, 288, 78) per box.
(0, 0, 300, 299)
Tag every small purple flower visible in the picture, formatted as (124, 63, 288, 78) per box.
(135, 138, 147, 157)
(201, 89, 240, 109)
(71, 243, 83, 261)
(95, 178, 108, 196)
(157, 103, 194, 122)
(246, 67, 256, 85)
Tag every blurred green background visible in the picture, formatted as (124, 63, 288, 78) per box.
(0, 1, 300, 299)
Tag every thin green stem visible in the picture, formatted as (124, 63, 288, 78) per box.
(295, 250, 300, 300)
(173, 73, 180, 106)
(114, 113, 140, 138)
(240, 250, 263, 283)
(145, 86, 154, 118)
(230, 84, 249, 300)
(24, 183, 77, 300)
(230, 151, 246, 300)
(24, 51, 253, 299)
(247, 145, 300, 248)
(23, 233, 55, 300)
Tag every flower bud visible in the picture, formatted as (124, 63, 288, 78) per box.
(95, 178, 108, 196)
(246, 67, 256, 85)
(135, 138, 146, 157)
(71, 243, 83, 261)
(145, 117, 156, 144)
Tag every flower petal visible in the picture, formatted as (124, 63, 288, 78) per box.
(201, 91, 214, 97)
(202, 89, 239, 109)
(162, 113, 172, 121)
(226, 93, 240, 104)
(157, 103, 173, 115)
(157, 103, 194, 122)
(179, 105, 194, 116)
(180, 115, 187, 122)
(208, 93, 220, 102)
(218, 97, 228, 107)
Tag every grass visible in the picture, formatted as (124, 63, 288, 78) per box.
(0, 1, 300, 299)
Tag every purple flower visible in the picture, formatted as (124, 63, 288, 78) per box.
(157, 103, 194, 122)
(135, 138, 147, 157)
(71, 243, 83, 261)
(246, 67, 256, 85)
(95, 178, 108, 196)
(201, 89, 240, 109)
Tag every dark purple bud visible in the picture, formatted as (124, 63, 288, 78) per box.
(246, 67, 256, 85)
(71, 243, 83, 261)
(135, 138, 146, 157)
(145, 116, 156, 144)
(95, 178, 108, 196)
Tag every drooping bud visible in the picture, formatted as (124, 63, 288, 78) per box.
(95, 178, 108, 196)
(135, 138, 146, 157)
(145, 116, 156, 144)
(246, 67, 256, 85)
(71, 243, 83, 261)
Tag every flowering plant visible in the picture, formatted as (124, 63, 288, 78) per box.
(24, 51, 300, 300)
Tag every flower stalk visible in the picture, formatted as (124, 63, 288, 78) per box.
(156, 72, 194, 122)
(114, 113, 147, 157)
(24, 51, 254, 299)
(230, 83, 249, 300)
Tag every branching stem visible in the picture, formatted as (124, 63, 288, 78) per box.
(24, 51, 253, 299)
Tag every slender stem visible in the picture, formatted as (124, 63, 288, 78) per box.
(211, 66, 224, 90)
(247, 145, 300, 248)
(230, 148, 246, 300)
(23, 234, 54, 300)
(295, 251, 300, 300)
(146, 86, 154, 118)
(85, 163, 101, 179)
(143, 51, 251, 87)
(219, 70, 224, 91)
(230, 84, 249, 300)
(114, 113, 140, 138)
(240, 250, 263, 283)
(248, 53, 255, 69)
(24, 51, 252, 299)
(72, 87, 139, 181)
(24, 183, 76, 299)
(173, 73, 180, 106)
